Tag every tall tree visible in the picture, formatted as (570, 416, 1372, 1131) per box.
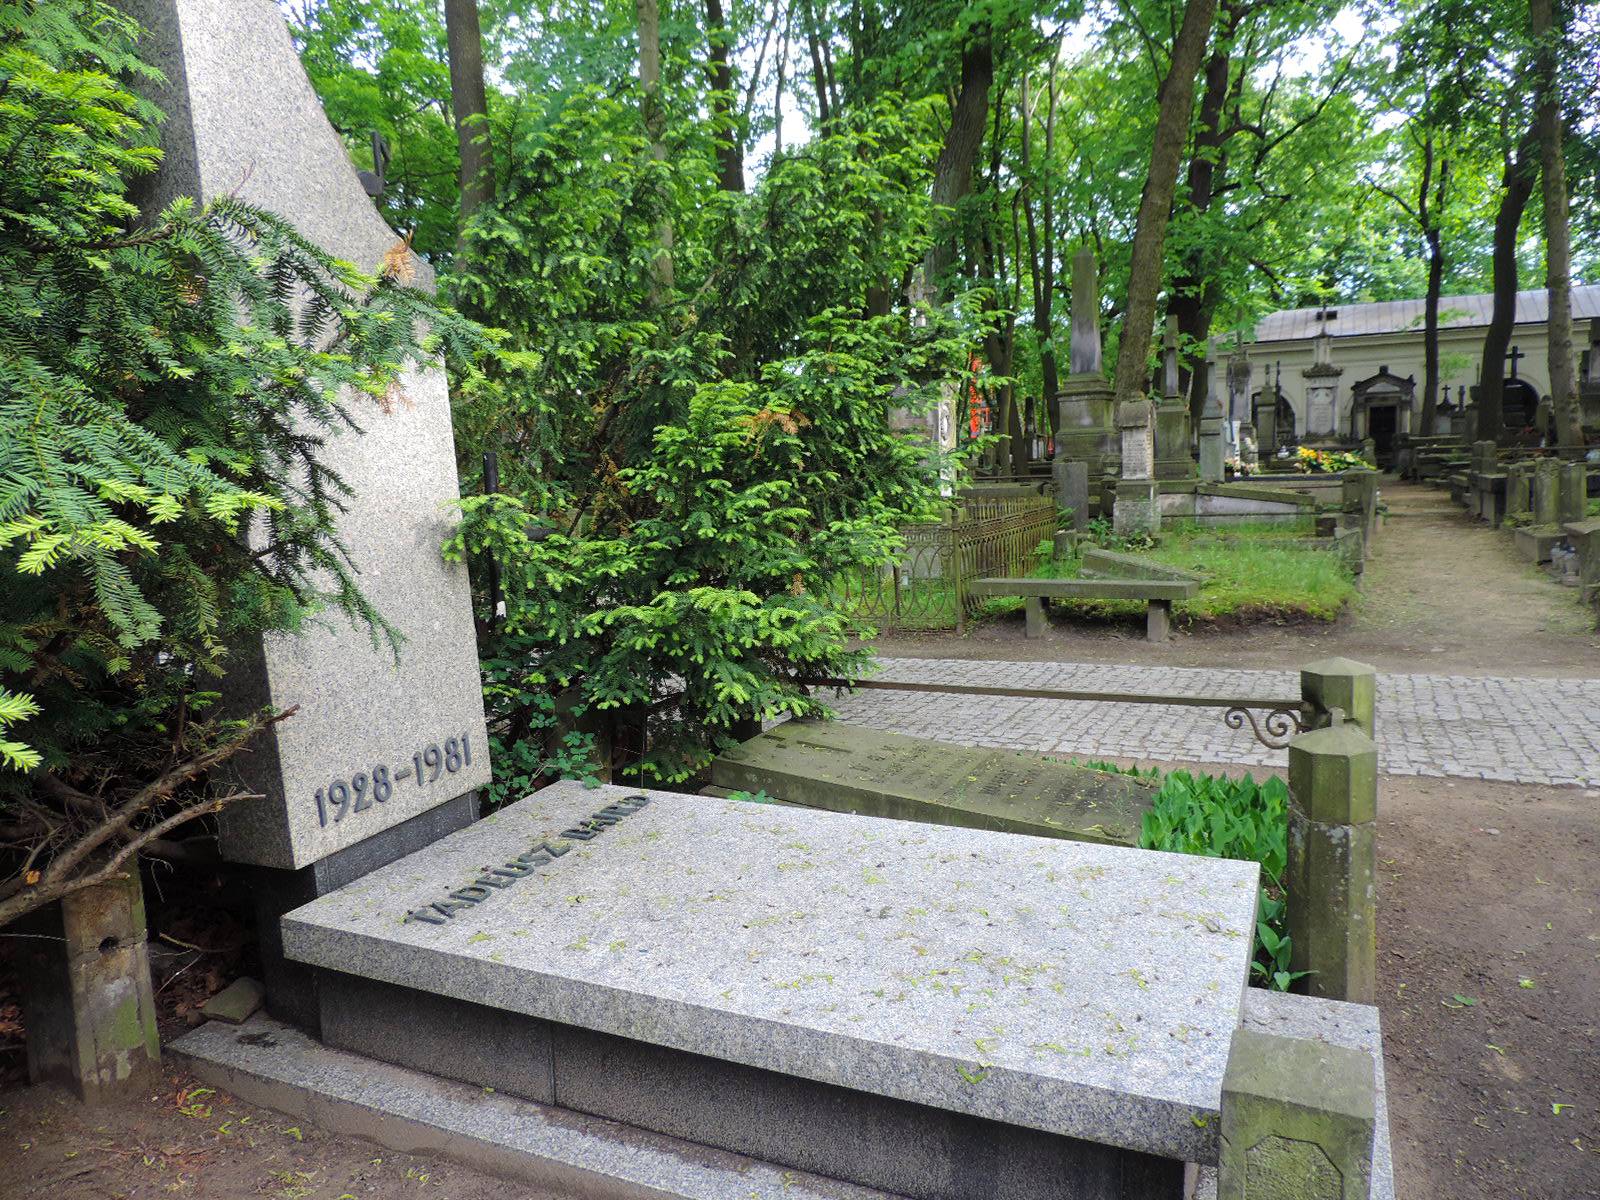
(705, 0, 747, 191)
(1111, 0, 1222, 408)
(1372, 128, 1452, 435)
(1475, 134, 1537, 441)
(1532, 0, 1583, 447)
(1021, 55, 1060, 430)
(637, 0, 675, 298)
(925, 21, 994, 292)
(444, 0, 494, 230)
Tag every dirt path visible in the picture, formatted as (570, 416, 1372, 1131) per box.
(873, 479, 1600, 676)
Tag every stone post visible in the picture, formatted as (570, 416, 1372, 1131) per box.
(1055, 459, 1089, 532)
(1559, 462, 1587, 525)
(1301, 657, 1376, 739)
(1533, 459, 1561, 527)
(1199, 368, 1226, 482)
(1339, 471, 1378, 546)
(1218, 1028, 1377, 1200)
(1113, 399, 1160, 537)
(18, 874, 160, 1101)
(1287, 719, 1378, 1005)
(1506, 462, 1532, 520)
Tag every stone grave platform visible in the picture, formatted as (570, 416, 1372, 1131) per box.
(277, 782, 1261, 1199)
(711, 722, 1155, 846)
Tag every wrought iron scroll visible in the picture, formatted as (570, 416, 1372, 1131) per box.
(1223, 705, 1311, 750)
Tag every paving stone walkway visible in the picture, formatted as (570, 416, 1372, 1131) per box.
(824, 658, 1600, 786)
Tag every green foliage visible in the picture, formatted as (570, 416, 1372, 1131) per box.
(1138, 770, 1306, 991)
(0, 1, 491, 785)
(441, 86, 975, 799)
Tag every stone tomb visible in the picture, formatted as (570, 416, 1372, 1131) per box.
(279, 782, 1262, 1199)
(712, 721, 1155, 846)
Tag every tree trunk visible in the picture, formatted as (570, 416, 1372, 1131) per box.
(1476, 138, 1538, 442)
(444, 0, 494, 236)
(1420, 228, 1444, 435)
(637, 0, 675, 299)
(1021, 65, 1059, 441)
(704, 0, 746, 192)
(1532, 0, 1583, 448)
(1172, 26, 1232, 425)
(1418, 141, 1448, 437)
(1111, 0, 1222, 409)
(924, 24, 994, 293)
(803, 0, 832, 129)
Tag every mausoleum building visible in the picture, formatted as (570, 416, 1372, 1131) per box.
(1216, 284, 1600, 464)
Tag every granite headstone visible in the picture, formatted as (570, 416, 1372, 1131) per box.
(125, 0, 490, 872)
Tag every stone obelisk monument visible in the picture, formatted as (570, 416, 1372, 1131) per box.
(1051, 248, 1118, 521)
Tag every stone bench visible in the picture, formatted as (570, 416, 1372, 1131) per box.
(969, 575, 1200, 642)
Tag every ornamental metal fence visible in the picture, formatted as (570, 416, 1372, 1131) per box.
(828, 495, 1057, 632)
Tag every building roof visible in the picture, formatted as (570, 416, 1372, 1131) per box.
(1254, 284, 1600, 343)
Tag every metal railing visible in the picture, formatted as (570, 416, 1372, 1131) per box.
(827, 496, 1057, 632)
(804, 676, 1313, 749)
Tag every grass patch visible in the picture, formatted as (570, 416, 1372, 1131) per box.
(1021, 524, 1356, 625)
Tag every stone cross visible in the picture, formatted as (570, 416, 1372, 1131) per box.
(1161, 316, 1181, 400)
(1069, 246, 1103, 377)
(1506, 344, 1525, 378)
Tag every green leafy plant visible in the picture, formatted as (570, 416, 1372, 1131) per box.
(1137, 770, 1307, 991)
(0, 1, 490, 925)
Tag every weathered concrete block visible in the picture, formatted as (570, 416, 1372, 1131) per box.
(1113, 479, 1160, 538)
(1533, 459, 1561, 527)
(1218, 1028, 1375, 1200)
(1300, 658, 1377, 741)
(1559, 462, 1587, 525)
(18, 874, 160, 1101)
(1288, 724, 1378, 1005)
(712, 721, 1156, 847)
(1506, 462, 1532, 518)
(199, 977, 265, 1025)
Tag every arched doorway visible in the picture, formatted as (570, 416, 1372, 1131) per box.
(1502, 379, 1539, 432)
(1351, 367, 1416, 468)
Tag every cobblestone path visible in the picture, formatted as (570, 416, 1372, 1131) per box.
(824, 658, 1600, 786)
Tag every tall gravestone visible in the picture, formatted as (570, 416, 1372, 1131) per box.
(1580, 318, 1600, 435)
(1052, 248, 1117, 515)
(1155, 316, 1193, 479)
(1199, 366, 1226, 482)
(125, 0, 490, 1032)
(1302, 330, 1343, 441)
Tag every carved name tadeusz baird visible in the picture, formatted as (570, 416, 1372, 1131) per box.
(401, 793, 652, 926)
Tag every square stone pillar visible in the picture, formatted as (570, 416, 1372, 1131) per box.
(1219, 1028, 1376, 1200)
(1288, 722, 1378, 1005)
(1506, 462, 1532, 520)
(18, 874, 161, 1101)
(1113, 399, 1160, 537)
(1533, 459, 1561, 527)
(1300, 658, 1376, 739)
(1559, 462, 1587, 525)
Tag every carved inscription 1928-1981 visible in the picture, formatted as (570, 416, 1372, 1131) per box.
(401, 793, 653, 926)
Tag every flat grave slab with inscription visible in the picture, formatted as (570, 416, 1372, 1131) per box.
(283, 782, 1259, 1176)
(712, 721, 1155, 847)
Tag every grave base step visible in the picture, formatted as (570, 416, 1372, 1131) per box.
(171, 1015, 896, 1200)
(309, 968, 1190, 1200)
